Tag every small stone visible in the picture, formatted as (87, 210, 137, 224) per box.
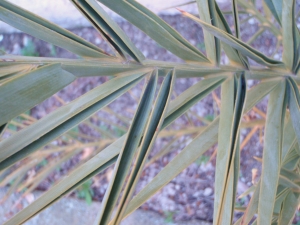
(192, 191, 201, 198)
(203, 187, 213, 196)
(165, 184, 176, 197)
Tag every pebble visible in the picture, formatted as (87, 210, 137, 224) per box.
(165, 184, 176, 197)
(203, 187, 213, 197)
(192, 191, 202, 198)
(175, 184, 181, 190)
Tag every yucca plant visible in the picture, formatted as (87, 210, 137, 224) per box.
(0, 0, 299, 224)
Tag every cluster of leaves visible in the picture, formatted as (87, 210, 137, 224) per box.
(0, 0, 299, 225)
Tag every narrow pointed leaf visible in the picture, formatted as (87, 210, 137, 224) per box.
(125, 117, 219, 219)
(4, 73, 225, 225)
(237, 0, 281, 38)
(258, 80, 287, 225)
(264, 0, 282, 24)
(274, 186, 289, 214)
(278, 191, 299, 225)
(240, 183, 260, 225)
(282, 0, 296, 71)
(283, 154, 299, 171)
(0, 64, 75, 127)
(0, 0, 108, 58)
(213, 77, 235, 225)
(98, 0, 209, 62)
(163, 76, 225, 128)
(214, 74, 247, 225)
(0, 64, 36, 79)
(0, 71, 146, 170)
(0, 157, 42, 187)
(280, 168, 300, 181)
(4, 78, 278, 225)
(214, 3, 248, 67)
(287, 78, 300, 147)
(123, 79, 278, 219)
(247, 28, 265, 45)
(196, 0, 220, 64)
(232, 0, 240, 39)
(181, 11, 284, 68)
(238, 185, 255, 199)
(113, 71, 175, 224)
(279, 175, 300, 191)
(3, 142, 120, 225)
(72, 0, 144, 62)
(222, 139, 240, 224)
(282, 115, 297, 162)
(0, 124, 7, 139)
(96, 71, 157, 225)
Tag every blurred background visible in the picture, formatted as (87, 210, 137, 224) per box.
(0, 0, 299, 224)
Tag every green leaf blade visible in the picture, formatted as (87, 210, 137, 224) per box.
(196, 0, 220, 65)
(213, 74, 247, 225)
(181, 11, 284, 68)
(258, 80, 287, 225)
(99, 0, 209, 62)
(0, 64, 75, 127)
(264, 0, 282, 24)
(287, 78, 300, 148)
(96, 71, 157, 225)
(112, 70, 175, 224)
(0, 1, 109, 58)
(72, 0, 145, 62)
(282, 0, 296, 71)
(0, 71, 146, 170)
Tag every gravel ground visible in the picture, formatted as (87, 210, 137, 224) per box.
(1, 7, 298, 224)
(0, 188, 211, 225)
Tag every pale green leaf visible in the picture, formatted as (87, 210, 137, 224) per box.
(279, 175, 300, 191)
(287, 77, 300, 148)
(239, 182, 260, 225)
(163, 76, 225, 128)
(213, 74, 246, 225)
(4, 73, 224, 225)
(282, 0, 296, 71)
(123, 79, 279, 219)
(72, 0, 145, 62)
(258, 80, 287, 225)
(98, 0, 209, 62)
(0, 71, 145, 170)
(282, 115, 297, 162)
(278, 191, 299, 225)
(264, 0, 282, 24)
(280, 168, 300, 181)
(0, 64, 75, 127)
(2, 143, 119, 225)
(196, 0, 220, 64)
(247, 28, 264, 45)
(181, 11, 284, 68)
(274, 186, 289, 214)
(96, 71, 157, 225)
(125, 117, 219, 220)
(0, 64, 36, 79)
(232, 0, 240, 39)
(4, 77, 279, 225)
(112, 71, 175, 224)
(214, 3, 248, 68)
(0, 0, 109, 58)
